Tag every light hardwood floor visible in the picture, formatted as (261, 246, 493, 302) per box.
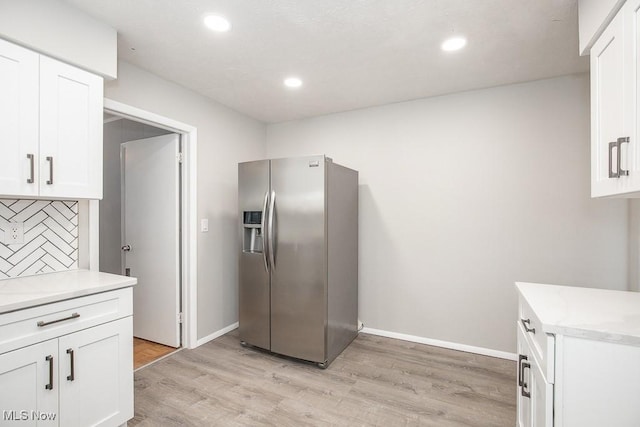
(129, 331, 516, 426)
(133, 337, 178, 370)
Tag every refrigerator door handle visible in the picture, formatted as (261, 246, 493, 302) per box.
(261, 192, 270, 272)
(268, 190, 276, 269)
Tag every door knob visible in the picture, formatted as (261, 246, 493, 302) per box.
(121, 244, 131, 252)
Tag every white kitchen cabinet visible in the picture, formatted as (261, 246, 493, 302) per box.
(516, 327, 532, 427)
(0, 286, 133, 427)
(0, 340, 58, 426)
(590, 0, 640, 197)
(0, 37, 103, 200)
(0, 38, 39, 198)
(516, 322, 552, 427)
(516, 282, 640, 427)
(58, 318, 132, 427)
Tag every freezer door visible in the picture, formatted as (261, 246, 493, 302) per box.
(238, 160, 271, 350)
(270, 155, 327, 363)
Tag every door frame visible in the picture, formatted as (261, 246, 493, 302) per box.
(89, 98, 198, 349)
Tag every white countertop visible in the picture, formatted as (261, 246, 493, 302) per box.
(0, 270, 136, 314)
(516, 282, 640, 345)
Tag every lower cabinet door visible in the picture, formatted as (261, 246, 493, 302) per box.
(517, 324, 532, 427)
(58, 318, 133, 427)
(0, 340, 59, 426)
(530, 360, 553, 427)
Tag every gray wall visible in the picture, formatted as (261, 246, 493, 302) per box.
(105, 61, 266, 340)
(100, 118, 172, 275)
(266, 74, 629, 353)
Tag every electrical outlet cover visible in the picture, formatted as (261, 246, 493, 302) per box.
(5, 222, 24, 244)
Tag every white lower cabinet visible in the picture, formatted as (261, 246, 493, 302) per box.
(58, 319, 132, 427)
(0, 289, 133, 427)
(517, 283, 640, 427)
(0, 340, 58, 426)
(517, 324, 553, 427)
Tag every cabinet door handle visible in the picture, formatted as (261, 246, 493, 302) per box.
(518, 354, 528, 387)
(26, 154, 35, 184)
(37, 312, 80, 327)
(609, 141, 618, 178)
(45, 355, 54, 390)
(66, 348, 75, 381)
(618, 137, 630, 177)
(46, 156, 54, 185)
(521, 361, 531, 398)
(521, 318, 535, 334)
(609, 137, 631, 179)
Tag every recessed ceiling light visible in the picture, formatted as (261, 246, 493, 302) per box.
(284, 77, 303, 88)
(204, 15, 231, 32)
(441, 37, 467, 52)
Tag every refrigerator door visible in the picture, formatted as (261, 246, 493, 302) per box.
(270, 155, 327, 363)
(238, 160, 271, 350)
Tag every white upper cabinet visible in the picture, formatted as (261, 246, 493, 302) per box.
(591, 0, 640, 197)
(39, 56, 103, 199)
(0, 38, 39, 197)
(0, 38, 103, 200)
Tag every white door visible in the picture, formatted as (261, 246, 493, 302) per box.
(122, 134, 180, 347)
(0, 38, 39, 198)
(39, 55, 103, 199)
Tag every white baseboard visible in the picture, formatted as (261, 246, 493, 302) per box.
(195, 322, 239, 347)
(361, 327, 517, 361)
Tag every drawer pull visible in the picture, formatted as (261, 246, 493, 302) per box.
(37, 312, 80, 327)
(66, 348, 75, 381)
(521, 361, 531, 398)
(521, 318, 535, 334)
(45, 355, 53, 390)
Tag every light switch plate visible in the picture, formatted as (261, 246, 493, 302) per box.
(201, 219, 209, 232)
(5, 222, 24, 244)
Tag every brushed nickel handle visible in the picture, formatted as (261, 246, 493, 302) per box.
(609, 141, 618, 178)
(521, 318, 535, 334)
(45, 355, 53, 390)
(618, 137, 630, 177)
(121, 244, 131, 252)
(261, 192, 269, 273)
(268, 191, 276, 270)
(66, 348, 75, 381)
(521, 362, 531, 398)
(37, 312, 80, 327)
(518, 354, 528, 387)
(26, 154, 35, 183)
(46, 156, 53, 185)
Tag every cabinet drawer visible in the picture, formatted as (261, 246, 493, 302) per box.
(519, 297, 555, 383)
(0, 288, 132, 354)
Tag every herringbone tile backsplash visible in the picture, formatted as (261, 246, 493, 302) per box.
(0, 199, 78, 279)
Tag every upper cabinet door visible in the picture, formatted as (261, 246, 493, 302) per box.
(0, 38, 39, 197)
(591, 10, 626, 197)
(590, 0, 640, 198)
(626, 0, 640, 193)
(39, 56, 103, 199)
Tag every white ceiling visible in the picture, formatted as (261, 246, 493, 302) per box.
(64, 0, 588, 124)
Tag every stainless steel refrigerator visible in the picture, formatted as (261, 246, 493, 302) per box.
(238, 155, 358, 368)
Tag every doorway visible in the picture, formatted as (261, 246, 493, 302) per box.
(93, 99, 198, 368)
